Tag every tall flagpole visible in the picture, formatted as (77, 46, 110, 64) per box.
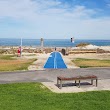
(20, 37, 22, 57)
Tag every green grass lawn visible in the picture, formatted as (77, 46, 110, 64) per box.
(0, 83, 110, 110)
(0, 55, 15, 60)
(72, 58, 110, 68)
(0, 55, 37, 71)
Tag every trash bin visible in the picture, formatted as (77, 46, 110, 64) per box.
(61, 49, 66, 55)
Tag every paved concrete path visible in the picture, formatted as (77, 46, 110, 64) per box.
(0, 68, 110, 84)
(44, 52, 67, 69)
(1, 68, 110, 93)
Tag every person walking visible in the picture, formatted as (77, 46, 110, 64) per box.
(17, 47, 21, 57)
(55, 47, 56, 51)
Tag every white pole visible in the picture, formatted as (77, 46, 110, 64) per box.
(20, 37, 22, 57)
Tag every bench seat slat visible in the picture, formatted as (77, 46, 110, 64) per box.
(57, 75, 97, 81)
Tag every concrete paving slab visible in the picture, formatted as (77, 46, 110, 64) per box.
(42, 79, 110, 93)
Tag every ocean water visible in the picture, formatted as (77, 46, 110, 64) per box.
(0, 38, 110, 47)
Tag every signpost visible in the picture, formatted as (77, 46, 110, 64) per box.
(71, 37, 74, 43)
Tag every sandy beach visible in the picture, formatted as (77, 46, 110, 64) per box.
(19, 45, 110, 70)
(0, 44, 110, 70)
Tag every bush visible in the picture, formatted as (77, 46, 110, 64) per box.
(76, 43, 90, 47)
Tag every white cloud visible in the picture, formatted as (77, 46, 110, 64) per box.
(0, 0, 37, 19)
(0, 0, 97, 20)
(0, 0, 110, 39)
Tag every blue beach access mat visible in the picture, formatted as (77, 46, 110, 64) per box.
(44, 52, 67, 69)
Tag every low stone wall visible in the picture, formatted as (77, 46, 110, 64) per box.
(69, 49, 97, 54)
(69, 48, 110, 54)
(97, 48, 110, 53)
(0, 46, 110, 55)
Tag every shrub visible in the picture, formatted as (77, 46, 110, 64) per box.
(76, 43, 90, 47)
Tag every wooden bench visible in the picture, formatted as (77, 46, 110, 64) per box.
(57, 75, 98, 89)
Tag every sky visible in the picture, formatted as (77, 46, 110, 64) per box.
(0, 0, 110, 39)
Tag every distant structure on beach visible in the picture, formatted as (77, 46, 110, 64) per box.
(71, 37, 75, 43)
(40, 38, 44, 52)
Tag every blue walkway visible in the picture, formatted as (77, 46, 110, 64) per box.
(44, 52, 67, 69)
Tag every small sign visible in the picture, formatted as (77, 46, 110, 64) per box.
(71, 37, 74, 43)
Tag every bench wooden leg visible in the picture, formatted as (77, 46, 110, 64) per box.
(78, 80, 80, 88)
(91, 79, 93, 85)
(60, 80, 62, 89)
(75, 80, 76, 86)
(96, 79, 98, 87)
(57, 78, 59, 87)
